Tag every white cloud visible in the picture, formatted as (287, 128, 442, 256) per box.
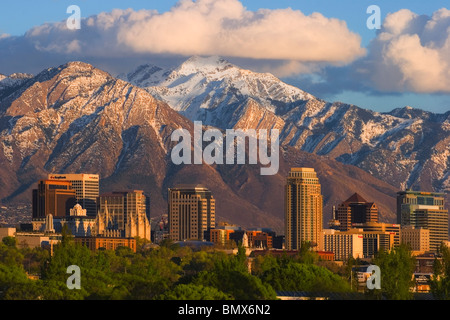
(362, 8, 450, 93)
(17, 0, 364, 68)
(116, 0, 365, 63)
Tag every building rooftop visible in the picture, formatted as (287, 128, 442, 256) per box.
(343, 193, 368, 204)
(171, 184, 209, 190)
(397, 190, 445, 196)
(289, 168, 315, 172)
(99, 190, 144, 197)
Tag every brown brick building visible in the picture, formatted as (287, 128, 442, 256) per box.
(336, 193, 378, 231)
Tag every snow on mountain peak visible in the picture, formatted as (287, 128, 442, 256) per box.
(121, 64, 168, 88)
(175, 55, 233, 75)
(0, 72, 34, 91)
(122, 55, 316, 122)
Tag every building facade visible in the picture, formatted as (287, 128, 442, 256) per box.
(0, 227, 15, 240)
(75, 237, 136, 252)
(321, 229, 364, 261)
(96, 190, 151, 241)
(352, 222, 401, 248)
(401, 225, 430, 254)
(397, 190, 446, 224)
(285, 168, 323, 251)
(32, 180, 77, 218)
(322, 228, 395, 259)
(168, 185, 215, 241)
(336, 193, 378, 231)
(48, 174, 99, 216)
(397, 190, 448, 252)
(32, 204, 96, 237)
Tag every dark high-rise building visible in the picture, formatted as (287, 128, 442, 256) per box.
(336, 193, 378, 231)
(168, 185, 215, 241)
(285, 168, 323, 251)
(32, 180, 77, 218)
(397, 189, 448, 252)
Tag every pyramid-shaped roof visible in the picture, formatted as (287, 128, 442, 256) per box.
(344, 193, 368, 204)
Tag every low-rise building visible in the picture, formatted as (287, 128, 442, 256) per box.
(75, 236, 136, 252)
(401, 225, 430, 255)
(321, 229, 364, 261)
(0, 227, 16, 241)
(15, 231, 61, 255)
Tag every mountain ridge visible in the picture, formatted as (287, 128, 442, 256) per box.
(0, 60, 410, 232)
(122, 56, 449, 198)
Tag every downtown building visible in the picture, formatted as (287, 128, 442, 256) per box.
(285, 168, 323, 251)
(96, 190, 151, 241)
(336, 193, 378, 231)
(321, 227, 396, 260)
(32, 179, 77, 218)
(168, 185, 215, 241)
(397, 190, 448, 252)
(321, 229, 364, 261)
(352, 221, 401, 248)
(401, 225, 430, 255)
(47, 173, 99, 216)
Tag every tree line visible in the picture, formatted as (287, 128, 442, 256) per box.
(1, 233, 450, 300)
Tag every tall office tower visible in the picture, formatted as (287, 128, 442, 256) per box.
(96, 190, 151, 241)
(285, 168, 323, 251)
(336, 193, 378, 231)
(168, 185, 215, 241)
(397, 190, 448, 252)
(32, 180, 77, 218)
(48, 174, 99, 216)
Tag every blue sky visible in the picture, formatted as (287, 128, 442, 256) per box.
(1, 0, 450, 113)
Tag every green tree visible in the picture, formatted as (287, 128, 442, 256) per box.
(21, 246, 50, 275)
(372, 244, 416, 300)
(2, 236, 16, 247)
(261, 259, 350, 293)
(0, 264, 29, 298)
(159, 283, 232, 300)
(194, 268, 277, 300)
(0, 242, 24, 267)
(431, 243, 450, 299)
(192, 252, 277, 300)
(121, 246, 183, 299)
(251, 253, 278, 276)
(296, 241, 319, 264)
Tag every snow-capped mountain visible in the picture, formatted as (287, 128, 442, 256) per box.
(123, 56, 450, 196)
(120, 55, 314, 129)
(0, 61, 404, 230)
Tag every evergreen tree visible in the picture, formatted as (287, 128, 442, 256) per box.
(372, 244, 416, 300)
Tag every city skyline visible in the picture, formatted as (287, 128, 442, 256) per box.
(12, 169, 450, 243)
(0, 166, 448, 301)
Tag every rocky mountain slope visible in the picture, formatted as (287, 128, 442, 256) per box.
(0, 61, 403, 232)
(122, 56, 450, 198)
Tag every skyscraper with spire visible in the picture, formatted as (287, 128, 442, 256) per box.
(285, 168, 323, 251)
